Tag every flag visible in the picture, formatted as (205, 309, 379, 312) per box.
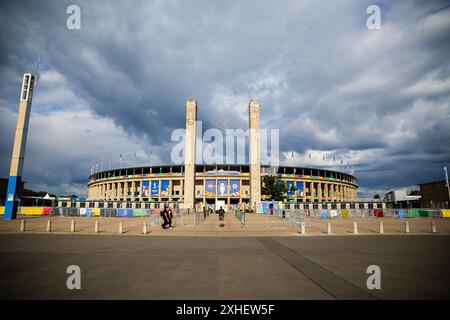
(309, 153, 311, 159)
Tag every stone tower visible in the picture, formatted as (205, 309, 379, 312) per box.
(249, 99, 261, 209)
(183, 99, 197, 209)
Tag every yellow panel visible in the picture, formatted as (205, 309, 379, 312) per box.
(442, 209, 450, 218)
(92, 208, 101, 216)
(341, 209, 349, 218)
(0, 207, 4, 215)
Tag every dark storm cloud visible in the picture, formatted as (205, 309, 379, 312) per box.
(0, 0, 449, 196)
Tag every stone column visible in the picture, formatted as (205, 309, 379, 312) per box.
(184, 99, 197, 209)
(249, 100, 261, 210)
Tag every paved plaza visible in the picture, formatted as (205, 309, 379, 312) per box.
(0, 232, 449, 299)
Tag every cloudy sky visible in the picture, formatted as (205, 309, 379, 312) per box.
(0, 0, 449, 197)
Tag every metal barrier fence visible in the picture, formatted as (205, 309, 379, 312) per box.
(263, 208, 449, 222)
(232, 210, 247, 227)
(2, 207, 449, 221)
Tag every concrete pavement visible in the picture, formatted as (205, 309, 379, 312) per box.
(0, 233, 449, 299)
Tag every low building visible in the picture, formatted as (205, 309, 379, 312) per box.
(419, 180, 450, 209)
(384, 189, 421, 208)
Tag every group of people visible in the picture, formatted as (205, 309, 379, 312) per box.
(160, 206, 174, 229)
(160, 205, 226, 229)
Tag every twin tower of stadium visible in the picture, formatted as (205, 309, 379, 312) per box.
(87, 99, 358, 209)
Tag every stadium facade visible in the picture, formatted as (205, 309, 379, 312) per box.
(88, 99, 358, 208)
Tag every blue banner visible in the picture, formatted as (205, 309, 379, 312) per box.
(205, 180, 215, 197)
(142, 181, 149, 197)
(296, 181, 304, 197)
(230, 180, 240, 197)
(151, 180, 159, 196)
(161, 180, 170, 197)
(218, 180, 228, 196)
(287, 181, 295, 196)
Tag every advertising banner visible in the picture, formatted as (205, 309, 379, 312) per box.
(218, 180, 228, 196)
(151, 181, 159, 196)
(296, 181, 304, 197)
(161, 180, 170, 197)
(142, 181, 150, 197)
(205, 180, 216, 197)
(230, 180, 240, 197)
(287, 181, 295, 196)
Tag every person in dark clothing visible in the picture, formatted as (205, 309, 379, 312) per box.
(218, 206, 225, 227)
(161, 207, 170, 229)
(168, 208, 174, 228)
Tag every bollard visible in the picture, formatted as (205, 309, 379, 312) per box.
(300, 222, 306, 235)
(119, 221, 123, 234)
(327, 222, 331, 235)
(431, 220, 436, 233)
(379, 221, 384, 234)
(353, 221, 358, 234)
(46, 220, 51, 232)
(405, 221, 410, 233)
(143, 222, 148, 235)
(94, 220, 99, 233)
(70, 220, 75, 233)
(20, 219, 26, 232)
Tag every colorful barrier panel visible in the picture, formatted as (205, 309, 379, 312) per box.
(442, 209, 450, 218)
(133, 209, 150, 217)
(92, 208, 101, 217)
(42, 207, 52, 215)
(321, 210, 328, 219)
(397, 209, 406, 219)
(0, 207, 4, 215)
(408, 209, 420, 218)
(20, 207, 44, 216)
(418, 209, 429, 217)
(329, 210, 338, 219)
(117, 209, 133, 218)
(341, 209, 349, 218)
(373, 209, 384, 218)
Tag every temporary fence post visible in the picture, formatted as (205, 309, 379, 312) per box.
(119, 221, 123, 234)
(431, 220, 437, 233)
(46, 220, 51, 232)
(143, 222, 148, 235)
(300, 222, 306, 235)
(405, 221, 410, 233)
(95, 220, 99, 233)
(20, 219, 26, 232)
(353, 221, 358, 234)
(70, 220, 75, 233)
(327, 222, 331, 235)
(379, 221, 384, 234)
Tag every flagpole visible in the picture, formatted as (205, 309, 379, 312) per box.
(445, 166, 450, 204)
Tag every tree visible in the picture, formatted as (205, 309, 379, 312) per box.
(374, 194, 381, 199)
(261, 175, 287, 201)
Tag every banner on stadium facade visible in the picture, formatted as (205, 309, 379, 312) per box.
(230, 180, 240, 197)
(296, 181, 304, 197)
(142, 181, 150, 197)
(218, 180, 228, 196)
(151, 180, 159, 196)
(287, 181, 295, 196)
(205, 180, 216, 197)
(161, 180, 170, 197)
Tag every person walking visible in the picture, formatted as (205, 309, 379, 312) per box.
(218, 206, 225, 228)
(161, 206, 170, 229)
(168, 207, 174, 228)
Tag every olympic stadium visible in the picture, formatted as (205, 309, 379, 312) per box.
(86, 99, 358, 210)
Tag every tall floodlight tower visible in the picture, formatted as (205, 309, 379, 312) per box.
(4, 73, 36, 220)
(184, 99, 197, 209)
(249, 99, 261, 210)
